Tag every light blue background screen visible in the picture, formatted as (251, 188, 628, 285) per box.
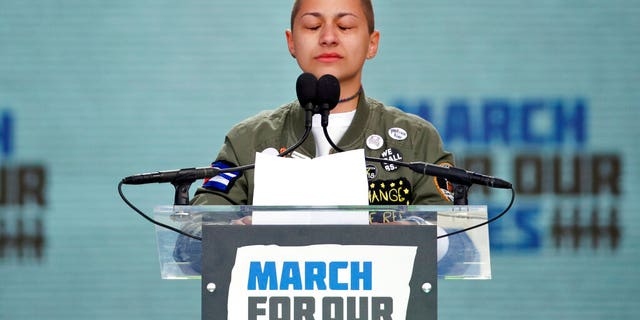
(1, 0, 638, 319)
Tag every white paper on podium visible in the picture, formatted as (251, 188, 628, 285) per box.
(252, 149, 369, 225)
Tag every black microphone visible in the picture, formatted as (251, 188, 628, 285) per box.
(296, 72, 318, 128)
(279, 73, 319, 157)
(364, 157, 512, 189)
(407, 161, 512, 189)
(315, 74, 344, 153)
(316, 74, 340, 128)
(121, 167, 221, 185)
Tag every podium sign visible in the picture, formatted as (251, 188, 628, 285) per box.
(202, 225, 437, 320)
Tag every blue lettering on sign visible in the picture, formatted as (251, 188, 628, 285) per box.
(0, 110, 14, 157)
(280, 262, 303, 290)
(395, 98, 586, 147)
(521, 99, 549, 144)
(489, 204, 541, 251)
(444, 100, 472, 143)
(554, 99, 586, 144)
(483, 99, 511, 144)
(248, 261, 278, 290)
(329, 261, 348, 290)
(305, 261, 327, 290)
(247, 261, 373, 291)
(350, 261, 372, 290)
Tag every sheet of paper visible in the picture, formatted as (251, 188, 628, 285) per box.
(252, 149, 369, 224)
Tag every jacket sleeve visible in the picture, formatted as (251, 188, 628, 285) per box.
(191, 134, 250, 205)
(411, 122, 455, 205)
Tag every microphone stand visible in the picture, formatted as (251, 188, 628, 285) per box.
(322, 126, 344, 153)
(279, 110, 313, 157)
(281, 72, 317, 157)
(173, 181, 193, 206)
(451, 183, 471, 205)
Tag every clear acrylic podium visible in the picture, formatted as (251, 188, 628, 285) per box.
(154, 205, 490, 320)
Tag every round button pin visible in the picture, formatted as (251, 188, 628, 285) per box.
(388, 127, 407, 141)
(366, 134, 384, 150)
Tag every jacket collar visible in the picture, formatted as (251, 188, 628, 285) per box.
(289, 92, 372, 157)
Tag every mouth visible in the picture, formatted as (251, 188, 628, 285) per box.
(315, 53, 343, 62)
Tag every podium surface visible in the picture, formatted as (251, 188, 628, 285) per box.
(153, 205, 490, 319)
(154, 205, 490, 280)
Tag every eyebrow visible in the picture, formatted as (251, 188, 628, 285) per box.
(300, 12, 359, 20)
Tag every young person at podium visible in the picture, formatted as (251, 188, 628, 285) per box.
(191, 0, 454, 211)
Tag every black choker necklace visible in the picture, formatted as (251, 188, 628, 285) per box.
(338, 86, 363, 104)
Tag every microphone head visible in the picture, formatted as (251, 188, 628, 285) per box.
(316, 74, 340, 112)
(296, 73, 318, 111)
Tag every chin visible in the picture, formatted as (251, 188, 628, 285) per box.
(302, 66, 359, 85)
(304, 65, 344, 78)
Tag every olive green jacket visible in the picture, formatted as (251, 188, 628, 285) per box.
(192, 94, 454, 206)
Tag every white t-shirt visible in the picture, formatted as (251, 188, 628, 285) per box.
(310, 110, 356, 157)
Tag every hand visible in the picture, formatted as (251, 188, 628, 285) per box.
(231, 215, 253, 225)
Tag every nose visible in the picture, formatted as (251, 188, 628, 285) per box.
(319, 25, 338, 46)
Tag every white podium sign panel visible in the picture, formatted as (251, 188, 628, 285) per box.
(227, 244, 417, 319)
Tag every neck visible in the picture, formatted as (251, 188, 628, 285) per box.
(331, 83, 362, 113)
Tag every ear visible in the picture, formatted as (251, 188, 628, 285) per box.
(366, 31, 380, 59)
(285, 29, 296, 58)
